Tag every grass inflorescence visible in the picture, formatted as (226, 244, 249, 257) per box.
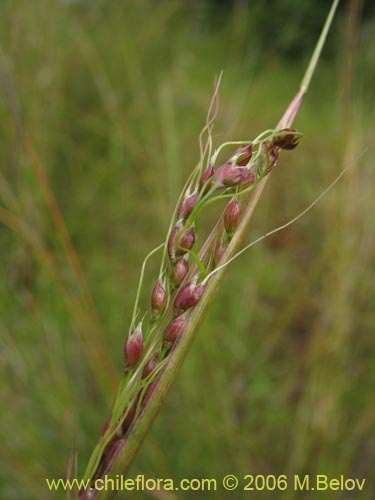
(76, 2, 356, 497)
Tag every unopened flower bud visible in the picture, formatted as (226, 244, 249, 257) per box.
(212, 162, 255, 188)
(242, 168, 256, 188)
(177, 191, 198, 220)
(151, 279, 167, 319)
(234, 144, 253, 166)
(271, 128, 302, 150)
(168, 224, 195, 261)
(177, 226, 195, 256)
(124, 322, 143, 369)
(224, 198, 241, 237)
(173, 257, 189, 286)
(174, 282, 206, 316)
(165, 316, 187, 343)
(199, 163, 215, 194)
(142, 352, 159, 379)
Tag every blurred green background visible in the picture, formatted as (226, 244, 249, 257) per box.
(0, 1, 374, 499)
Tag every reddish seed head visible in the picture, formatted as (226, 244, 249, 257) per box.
(124, 322, 143, 368)
(199, 163, 215, 194)
(177, 226, 195, 256)
(174, 282, 206, 316)
(224, 198, 241, 237)
(168, 224, 196, 261)
(173, 257, 189, 286)
(177, 191, 198, 220)
(212, 162, 255, 188)
(241, 168, 256, 188)
(271, 128, 302, 150)
(235, 144, 253, 166)
(165, 316, 187, 343)
(151, 279, 167, 319)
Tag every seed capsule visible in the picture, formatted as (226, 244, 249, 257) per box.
(151, 279, 167, 319)
(168, 224, 195, 261)
(173, 282, 206, 316)
(212, 161, 255, 188)
(176, 226, 195, 256)
(224, 198, 241, 237)
(234, 144, 253, 166)
(164, 316, 187, 343)
(124, 322, 143, 369)
(177, 191, 198, 220)
(242, 168, 256, 188)
(173, 257, 189, 286)
(271, 128, 302, 150)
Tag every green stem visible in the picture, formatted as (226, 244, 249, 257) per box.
(300, 0, 340, 94)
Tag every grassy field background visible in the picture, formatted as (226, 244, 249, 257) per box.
(0, 1, 374, 499)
